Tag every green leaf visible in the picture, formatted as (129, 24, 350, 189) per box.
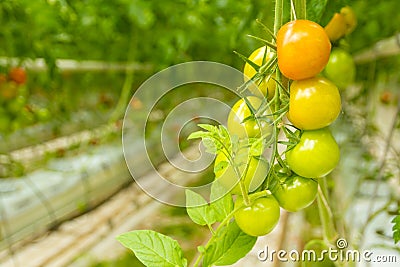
(210, 181, 233, 222)
(214, 160, 228, 174)
(187, 130, 209, 140)
(203, 221, 257, 266)
(188, 124, 232, 155)
(116, 230, 187, 267)
(306, 0, 328, 23)
(198, 124, 218, 133)
(202, 137, 218, 154)
(249, 137, 264, 156)
(233, 50, 260, 73)
(218, 125, 230, 141)
(392, 214, 400, 244)
(185, 190, 216, 226)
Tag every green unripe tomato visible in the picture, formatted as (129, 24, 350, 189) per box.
(286, 128, 340, 178)
(7, 95, 26, 115)
(36, 108, 51, 122)
(324, 48, 355, 89)
(227, 96, 273, 139)
(234, 195, 280, 236)
(214, 151, 269, 195)
(272, 173, 318, 212)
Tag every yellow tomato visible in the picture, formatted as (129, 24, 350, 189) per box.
(227, 96, 273, 139)
(214, 150, 269, 195)
(288, 77, 341, 130)
(243, 46, 277, 99)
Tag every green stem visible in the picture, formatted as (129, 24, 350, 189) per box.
(268, 0, 284, 190)
(236, 163, 251, 206)
(207, 223, 216, 236)
(109, 29, 137, 122)
(294, 0, 307, 20)
(109, 70, 135, 122)
(317, 178, 338, 244)
(273, 0, 283, 36)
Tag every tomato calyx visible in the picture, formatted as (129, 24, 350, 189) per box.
(268, 162, 292, 192)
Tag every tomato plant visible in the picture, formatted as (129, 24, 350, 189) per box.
(277, 19, 331, 80)
(227, 96, 273, 139)
(287, 77, 341, 130)
(324, 48, 356, 89)
(286, 128, 340, 178)
(117, 2, 367, 267)
(234, 195, 280, 236)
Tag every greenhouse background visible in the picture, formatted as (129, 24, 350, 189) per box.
(0, 0, 399, 266)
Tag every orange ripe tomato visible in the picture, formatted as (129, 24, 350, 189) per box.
(9, 67, 27, 85)
(277, 20, 331, 80)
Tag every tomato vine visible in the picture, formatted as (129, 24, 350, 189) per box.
(115, 1, 380, 267)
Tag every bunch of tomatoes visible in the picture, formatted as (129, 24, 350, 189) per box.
(210, 10, 357, 237)
(0, 67, 50, 133)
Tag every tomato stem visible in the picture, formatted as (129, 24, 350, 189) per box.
(293, 0, 307, 20)
(317, 178, 338, 244)
(237, 158, 251, 206)
(273, 0, 283, 36)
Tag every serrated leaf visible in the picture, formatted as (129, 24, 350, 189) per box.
(392, 214, 400, 244)
(116, 230, 187, 267)
(203, 221, 257, 266)
(249, 137, 264, 156)
(186, 190, 216, 226)
(189, 124, 232, 156)
(218, 125, 230, 140)
(210, 180, 233, 222)
(198, 124, 218, 133)
(202, 137, 218, 154)
(187, 130, 209, 140)
(231, 134, 239, 153)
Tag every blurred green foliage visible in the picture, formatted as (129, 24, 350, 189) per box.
(0, 0, 399, 137)
(0, 0, 277, 69)
(348, 0, 400, 53)
(1, 0, 399, 69)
